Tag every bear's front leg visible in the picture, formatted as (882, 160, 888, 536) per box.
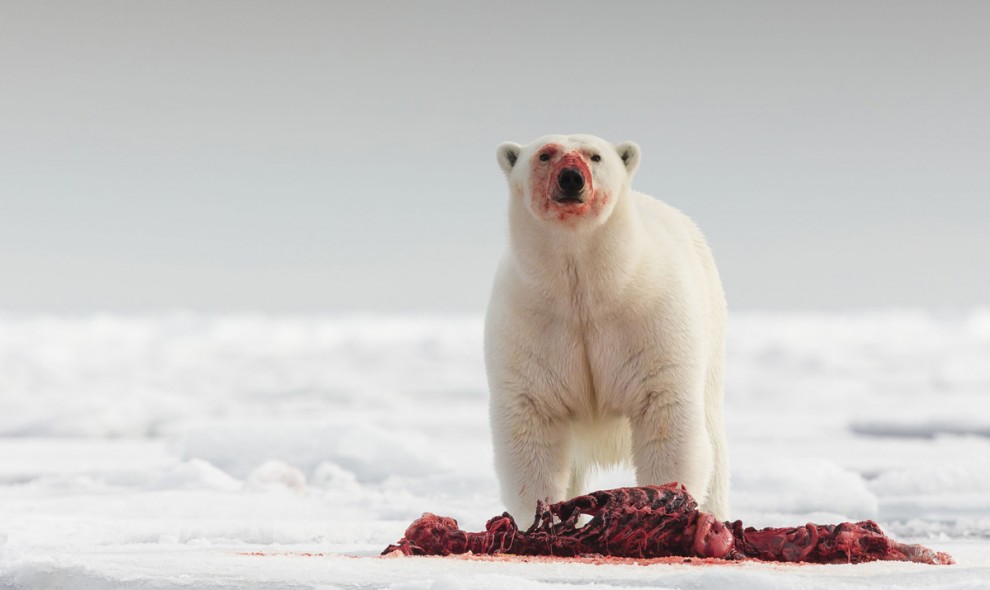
(490, 394, 572, 529)
(629, 386, 714, 507)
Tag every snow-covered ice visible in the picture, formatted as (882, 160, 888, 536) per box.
(0, 310, 988, 589)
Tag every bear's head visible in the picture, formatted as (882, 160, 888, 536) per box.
(496, 134, 640, 227)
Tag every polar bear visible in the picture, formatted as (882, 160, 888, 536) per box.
(486, 134, 728, 525)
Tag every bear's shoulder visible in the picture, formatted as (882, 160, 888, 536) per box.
(632, 192, 702, 238)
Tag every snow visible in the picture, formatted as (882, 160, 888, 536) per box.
(0, 310, 988, 589)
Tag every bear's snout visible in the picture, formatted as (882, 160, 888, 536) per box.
(555, 168, 586, 203)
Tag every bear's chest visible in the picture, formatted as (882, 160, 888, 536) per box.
(539, 309, 669, 417)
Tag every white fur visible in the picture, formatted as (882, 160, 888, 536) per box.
(486, 134, 729, 526)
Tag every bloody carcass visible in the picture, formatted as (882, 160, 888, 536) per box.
(383, 483, 952, 565)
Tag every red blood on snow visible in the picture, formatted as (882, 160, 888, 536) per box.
(382, 483, 953, 565)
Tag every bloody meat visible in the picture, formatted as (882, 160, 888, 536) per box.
(383, 483, 952, 565)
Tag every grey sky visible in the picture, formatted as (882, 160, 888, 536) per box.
(1, 1, 988, 312)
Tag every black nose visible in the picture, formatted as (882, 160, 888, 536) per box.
(557, 167, 585, 197)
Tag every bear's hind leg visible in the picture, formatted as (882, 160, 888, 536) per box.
(566, 461, 587, 501)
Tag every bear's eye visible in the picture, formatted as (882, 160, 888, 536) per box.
(539, 153, 550, 162)
(591, 154, 601, 162)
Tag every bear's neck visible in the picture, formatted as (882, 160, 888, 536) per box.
(508, 190, 648, 308)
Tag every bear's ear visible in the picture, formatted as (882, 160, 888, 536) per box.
(496, 142, 522, 175)
(615, 141, 641, 175)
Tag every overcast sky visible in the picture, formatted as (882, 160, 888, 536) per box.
(1, 1, 987, 313)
